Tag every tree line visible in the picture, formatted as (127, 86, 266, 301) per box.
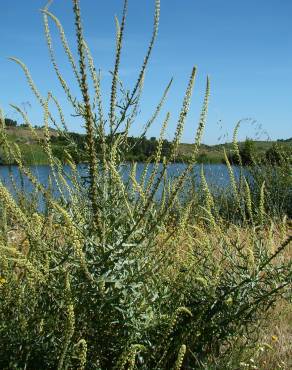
(228, 138, 292, 165)
(51, 134, 176, 163)
(3, 118, 291, 165)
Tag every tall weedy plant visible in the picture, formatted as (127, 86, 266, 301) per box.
(0, 1, 291, 369)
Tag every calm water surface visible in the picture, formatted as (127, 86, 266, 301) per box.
(0, 163, 241, 207)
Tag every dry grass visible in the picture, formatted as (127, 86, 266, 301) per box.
(255, 300, 292, 370)
(162, 219, 292, 369)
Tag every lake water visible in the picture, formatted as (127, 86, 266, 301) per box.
(0, 163, 241, 208)
(0, 163, 240, 187)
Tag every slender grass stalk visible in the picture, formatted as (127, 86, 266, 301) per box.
(109, 0, 128, 134)
(72, 0, 100, 229)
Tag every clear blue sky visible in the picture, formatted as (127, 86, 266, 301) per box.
(0, 0, 291, 144)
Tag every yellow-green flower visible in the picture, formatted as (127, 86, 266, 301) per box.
(0, 277, 7, 286)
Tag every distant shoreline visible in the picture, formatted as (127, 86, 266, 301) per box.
(1, 126, 291, 167)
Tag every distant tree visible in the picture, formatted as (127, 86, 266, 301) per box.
(197, 152, 208, 163)
(265, 143, 291, 164)
(240, 138, 256, 165)
(277, 137, 292, 143)
(4, 118, 17, 127)
(161, 139, 171, 159)
(228, 138, 256, 165)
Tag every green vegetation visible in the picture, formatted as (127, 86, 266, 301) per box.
(0, 1, 291, 369)
(1, 125, 291, 165)
(0, 126, 173, 164)
(179, 139, 292, 165)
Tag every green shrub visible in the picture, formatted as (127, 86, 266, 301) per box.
(0, 1, 291, 369)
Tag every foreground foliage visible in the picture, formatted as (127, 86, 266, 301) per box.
(0, 1, 291, 369)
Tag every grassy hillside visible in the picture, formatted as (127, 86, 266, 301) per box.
(0, 126, 60, 165)
(178, 140, 292, 163)
(1, 125, 291, 165)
